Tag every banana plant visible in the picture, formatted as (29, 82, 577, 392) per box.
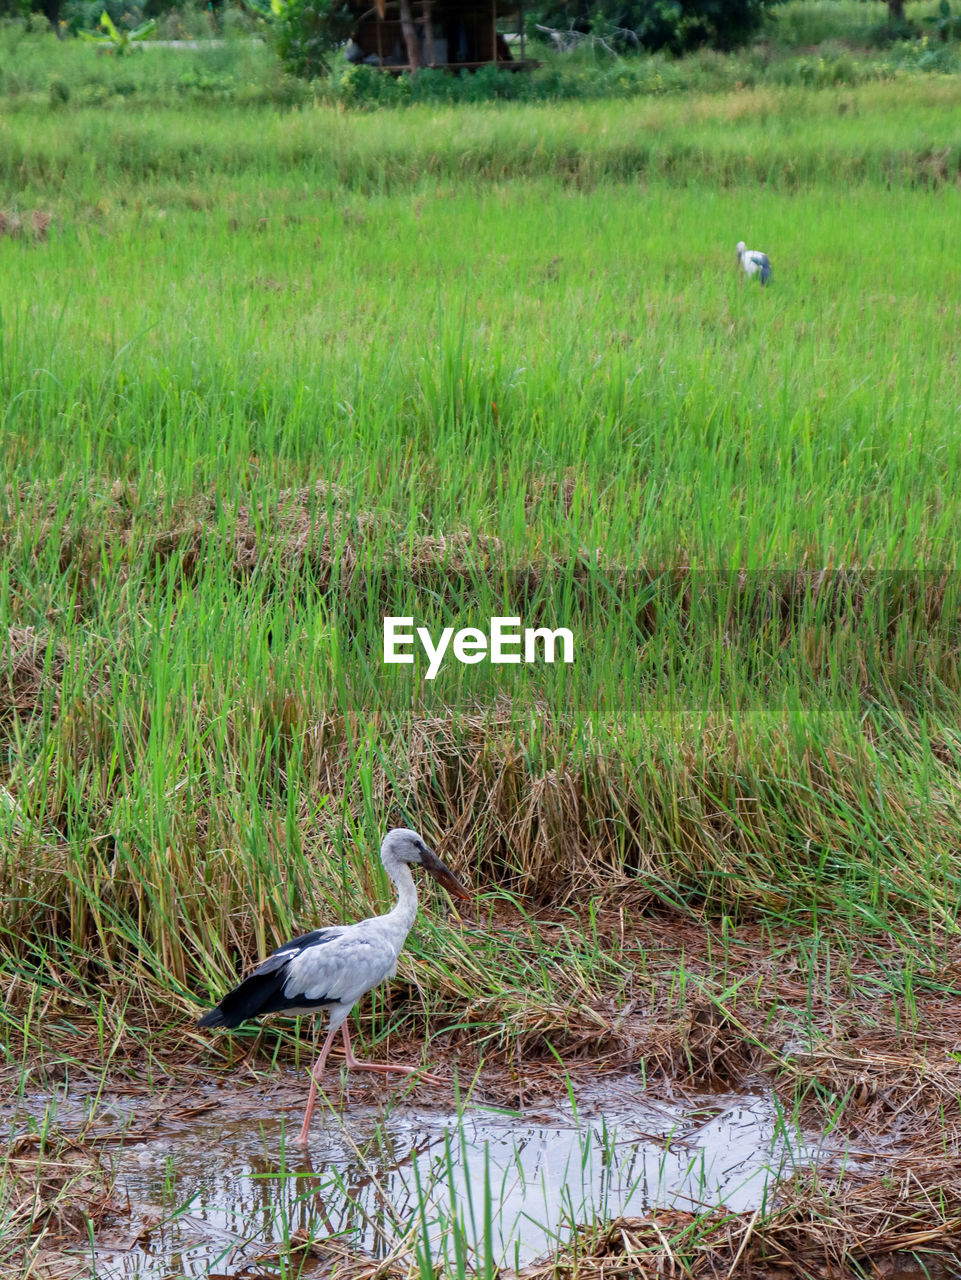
(924, 0, 961, 41)
(79, 9, 157, 53)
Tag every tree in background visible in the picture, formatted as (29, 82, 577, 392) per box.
(274, 0, 354, 76)
(535, 0, 773, 52)
(0, 0, 61, 24)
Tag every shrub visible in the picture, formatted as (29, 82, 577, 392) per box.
(886, 33, 961, 70)
(335, 61, 395, 105)
(536, 0, 773, 54)
(763, 0, 896, 49)
(275, 0, 354, 77)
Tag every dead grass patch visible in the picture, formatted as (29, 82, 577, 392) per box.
(0, 625, 65, 729)
(787, 1039, 961, 1135)
(0, 210, 53, 241)
(2, 1135, 123, 1277)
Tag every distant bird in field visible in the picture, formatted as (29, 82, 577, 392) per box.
(736, 240, 772, 285)
(197, 828, 471, 1145)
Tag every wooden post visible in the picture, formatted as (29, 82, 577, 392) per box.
(519, 0, 524, 60)
(491, 0, 497, 60)
(398, 0, 422, 71)
(422, 0, 435, 65)
(376, 12, 383, 64)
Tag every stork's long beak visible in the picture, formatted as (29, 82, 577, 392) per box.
(420, 847, 471, 900)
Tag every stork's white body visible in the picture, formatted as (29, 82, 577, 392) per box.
(279, 861, 419, 1023)
(197, 828, 470, 1145)
(736, 240, 772, 285)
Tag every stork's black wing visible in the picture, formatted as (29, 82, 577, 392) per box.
(197, 928, 339, 1029)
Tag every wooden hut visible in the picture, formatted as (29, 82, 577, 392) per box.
(345, 0, 536, 72)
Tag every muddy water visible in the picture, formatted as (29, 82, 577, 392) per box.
(26, 1076, 822, 1277)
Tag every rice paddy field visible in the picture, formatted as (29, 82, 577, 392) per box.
(3, 12, 961, 1276)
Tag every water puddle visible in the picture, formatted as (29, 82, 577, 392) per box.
(18, 1075, 830, 1277)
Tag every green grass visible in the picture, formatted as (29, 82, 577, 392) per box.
(5, 76, 961, 188)
(1, 52, 960, 1150)
(2, 23, 961, 1276)
(762, 0, 905, 47)
(2, 82, 961, 563)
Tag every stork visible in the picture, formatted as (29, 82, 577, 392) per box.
(736, 240, 772, 285)
(197, 828, 470, 1145)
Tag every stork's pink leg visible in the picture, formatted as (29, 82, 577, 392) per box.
(295, 1022, 446, 1144)
(340, 1023, 445, 1086)
(294, 1021, 340, 1145)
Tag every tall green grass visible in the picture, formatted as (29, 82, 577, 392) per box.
(2, 74, 960, 1076)
(3, 80, 961, 190)
(2, 158, 959, 563)
(763, 0, 906, 47)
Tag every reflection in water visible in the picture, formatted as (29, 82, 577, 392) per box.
(78, 1079, 815, 1277)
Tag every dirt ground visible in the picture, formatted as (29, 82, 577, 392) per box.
(6, 911, 961, 1278)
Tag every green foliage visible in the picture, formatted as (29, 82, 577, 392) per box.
(275, 0, 354, 77)
(0, 17, 283, 100)
(537, 0, 772, 53)
(321, 55, 679, 103)
(273, 0, 773, 77)
(78, 7, 157, 51)
(924, 0, 961, 39)
(767, 48, 871, 87)
(764, 0, 898, 48)
(887, 31, 961, 67)
(239, 0, 284, 16)
(62, 0, 235, 37)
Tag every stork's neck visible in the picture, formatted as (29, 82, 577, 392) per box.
(383, 857, 418, 934)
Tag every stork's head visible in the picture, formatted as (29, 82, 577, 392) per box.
(381, 828, 471, 900)
(736, 241, 746, 261)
